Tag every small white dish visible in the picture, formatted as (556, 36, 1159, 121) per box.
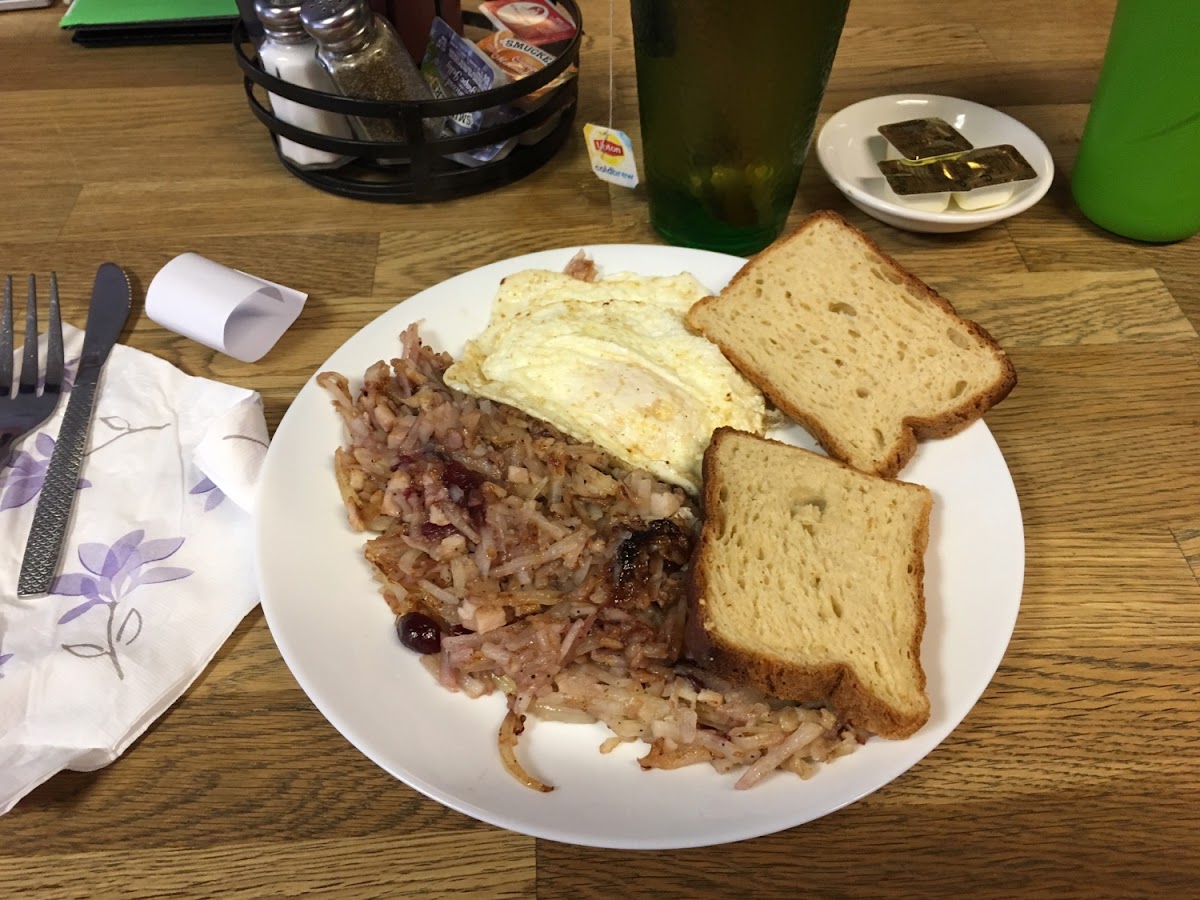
(816, 93, 1054, 234)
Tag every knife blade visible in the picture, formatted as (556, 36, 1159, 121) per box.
(17, 263, 132, 597)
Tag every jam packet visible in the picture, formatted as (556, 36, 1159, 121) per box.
(476, 28, 576, 106)
(420, 17, 517, 167)
(479, 0, 577, 46)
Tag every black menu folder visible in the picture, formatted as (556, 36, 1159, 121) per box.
(60, 0, 242, 46)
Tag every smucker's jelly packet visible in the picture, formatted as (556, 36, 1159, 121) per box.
(878, 144, 1038, 195)
(878, 117, 973, 160)
(420, 17, 517, 167)
(476, 28, 577, 107)
(479, 0, 577, 46)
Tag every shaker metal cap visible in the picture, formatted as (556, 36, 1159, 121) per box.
(254, 1, 307, 41)
(300, 0, 374, 53)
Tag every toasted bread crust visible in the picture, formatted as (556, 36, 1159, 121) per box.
(684, 428, 932, 739)
(687, 211, 1017, 478)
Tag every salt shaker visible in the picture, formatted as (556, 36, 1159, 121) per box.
(299, 0, 434, 145)
(254, 0, 355, 170)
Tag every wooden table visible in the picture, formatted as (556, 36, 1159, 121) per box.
(3, 1, 1198, 895)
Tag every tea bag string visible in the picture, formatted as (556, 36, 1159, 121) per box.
(604, 0, 614, 131)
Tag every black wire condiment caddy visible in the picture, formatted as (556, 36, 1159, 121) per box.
(233, 1, 582, 203)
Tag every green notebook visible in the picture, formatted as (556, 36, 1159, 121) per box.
(61, 0, 239, 46)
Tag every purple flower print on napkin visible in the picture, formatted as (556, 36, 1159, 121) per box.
(189, 476, 225, 512)
(0, 434, 90, 511)
(0, 653, 12, 680)
(52, 529, 193, 680)
(0, 355, 83, 506)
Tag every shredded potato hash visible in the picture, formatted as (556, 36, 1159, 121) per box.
(318, 324, 862, 790)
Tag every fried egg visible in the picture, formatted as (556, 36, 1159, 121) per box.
(443, 268, 766, 493)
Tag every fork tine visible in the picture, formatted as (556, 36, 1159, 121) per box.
(19, 273, 38, 395)
(44, 272, 64, 393)
(0, 275, 12, 397)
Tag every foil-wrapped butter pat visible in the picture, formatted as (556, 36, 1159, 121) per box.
(954, 183, 1015, 210)
(878, 145, 1038, 196)
(875, 116, 1037, 209)
(883, 142, 951, 212)
(878, 117, 973, 160)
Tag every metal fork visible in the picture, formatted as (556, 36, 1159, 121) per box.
(0, 273, 65, 471)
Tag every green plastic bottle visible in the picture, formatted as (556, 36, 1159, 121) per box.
(1070, 0, 1200, 243)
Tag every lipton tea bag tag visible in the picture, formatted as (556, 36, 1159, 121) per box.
(582, 0, 639, 189)
(584, 124, 640, 188)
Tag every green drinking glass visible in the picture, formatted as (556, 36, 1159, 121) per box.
(631, 0, 849, 255)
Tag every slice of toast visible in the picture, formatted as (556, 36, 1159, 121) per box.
(686, 210, 1016, 477)
(685, 428, 932, 739)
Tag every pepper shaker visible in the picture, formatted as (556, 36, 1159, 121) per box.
(300, 0, 434, 146)
(255, 0, 355, 169)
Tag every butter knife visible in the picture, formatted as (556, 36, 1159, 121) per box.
(17, 263, 132, 597)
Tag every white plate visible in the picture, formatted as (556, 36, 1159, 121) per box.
(256, 245, 1025, 849)
(816, 93, 1054, 233)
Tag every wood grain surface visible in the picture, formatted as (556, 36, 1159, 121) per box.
(2, 1, 1198, 897)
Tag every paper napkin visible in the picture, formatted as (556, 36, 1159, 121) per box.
(0, 325, 267, 815)
(145, 253, 307, 364)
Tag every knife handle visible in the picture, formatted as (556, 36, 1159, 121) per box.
(17, 379, 99, 596)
